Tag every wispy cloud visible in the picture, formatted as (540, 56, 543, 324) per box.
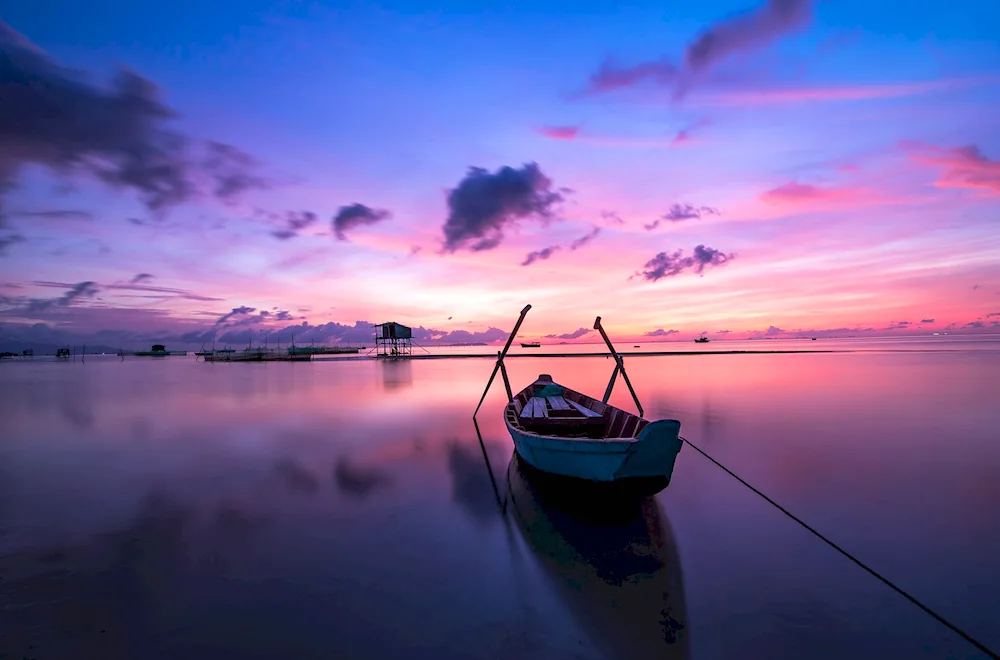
(582, 0, 812, 98)
(645, 328, 679, 337)
(644, 204, 720, 230)
(130, 273, 154, 285)
(521, 245, 560, 266)
(545, 327, 592, 340)
(569, 226, 601, 251)
(534, 125, 581, 141)
(909, 143, 1000, 195)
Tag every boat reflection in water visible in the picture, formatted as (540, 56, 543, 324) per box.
(505, 452, 689, 659)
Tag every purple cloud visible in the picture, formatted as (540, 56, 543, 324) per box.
(545, 327, 592, 340)
(442, 163, 564, 252)
(270, 210, 320, 240)
(645, 204, 720, 230)
(521, 246, 560, 266)
(25, 281, 100, 312)
(765, 325, 785, 336)
(130, 273, 154, 284)
(638, 245, 735, 281)
(685, 0, 812, 72)
(333, 204, 391, 241)
(600, 210, 625, 226)
(0, 20, 267, 214)
(0, 232, 25, 256)
(920, 318, 935, 323)
(569, 226, 601, 251)
(583, 0, 813, 97)
(645, 328, 679, 337)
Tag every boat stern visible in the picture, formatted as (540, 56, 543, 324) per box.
(614, 420, 683, 482)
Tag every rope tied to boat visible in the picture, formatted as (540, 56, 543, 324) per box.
(680, 436, 1000, 660)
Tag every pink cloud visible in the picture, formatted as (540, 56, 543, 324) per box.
(760, 182, 875, 209)
(909, 144, 1000, 195)
(534, 125, 581, 141)
(693, 77, 996, 107)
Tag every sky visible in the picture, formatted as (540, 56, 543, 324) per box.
(1, 0, 999, 349)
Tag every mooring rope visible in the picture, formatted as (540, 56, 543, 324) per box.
(680, 436, 999, 660)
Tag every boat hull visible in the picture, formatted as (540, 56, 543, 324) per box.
(505, 416, 682, 496)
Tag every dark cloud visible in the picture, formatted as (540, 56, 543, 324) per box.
(130, 273, 154, 284)
(685, 0, 812, 72)
(717, 329, 732, 334)
(332, 204, 391, 241)
(645, 328, 679, 337)
(569, 226, 600, 251)
(964, 321, 985, 328)
(644, 204, 720, 231)
(920, 318, 935, 323)
(274, 310, 293, 321)
(0, 21, 266, 214)
(15, 209, 93, 221)
(586, 59, 678, 95)
(601, 210, 624, 226)
(214, 306, 256, 326)
(887, 320, 911, 330)
(545, 327, 591, 340)
(201, 140, 269, 201)
(106, 283, 221, 302)
(583, 0, 812, 97)
(270, 210, 319, 240)
(521, 245, 559, 266)
(442, 162, 564, 252)
(0, 232, 25, 255)
(972, 284, 982, 290)
(637, 244, 734, 281)
(25, 280, 99, 312)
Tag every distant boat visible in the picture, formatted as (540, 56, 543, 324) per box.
(634, 345, 640, 348)
(521, 341, 541, 348)
(55, 348, 71, 360)
(693, 337, 709, 344)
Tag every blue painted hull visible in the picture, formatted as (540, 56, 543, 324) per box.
(505, 411, 683, 494)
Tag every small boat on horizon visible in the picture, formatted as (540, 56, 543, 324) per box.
(693, 336, 709, 343)
(521, 341, 541, 348)
(476, 306, 683, 499)
(122, 344, 188, 357)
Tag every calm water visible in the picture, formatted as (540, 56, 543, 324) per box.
(2, 340, 999, 659)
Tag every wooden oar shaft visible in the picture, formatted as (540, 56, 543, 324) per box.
(474, 304, 531, 417)
(593, 316, 644, 417)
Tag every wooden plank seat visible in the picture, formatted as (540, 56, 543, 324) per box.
(545, 396, 572, 411)
(564, 398, 602, 418)
(519, 396, 549, 418)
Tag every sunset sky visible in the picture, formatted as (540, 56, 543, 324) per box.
(1, 0, 999, 349)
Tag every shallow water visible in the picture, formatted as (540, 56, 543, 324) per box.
(1, 342, 999, 659)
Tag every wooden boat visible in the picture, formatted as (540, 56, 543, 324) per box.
(520, 341, 541, 348)
(505, 375, 681, 497)
(693, 336, 709, 343)
(475, 306, 683, 498)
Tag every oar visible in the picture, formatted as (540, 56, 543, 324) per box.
(473, 304, 531, 417)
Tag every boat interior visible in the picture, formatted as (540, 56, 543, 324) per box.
(505, 375, 650, 439)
